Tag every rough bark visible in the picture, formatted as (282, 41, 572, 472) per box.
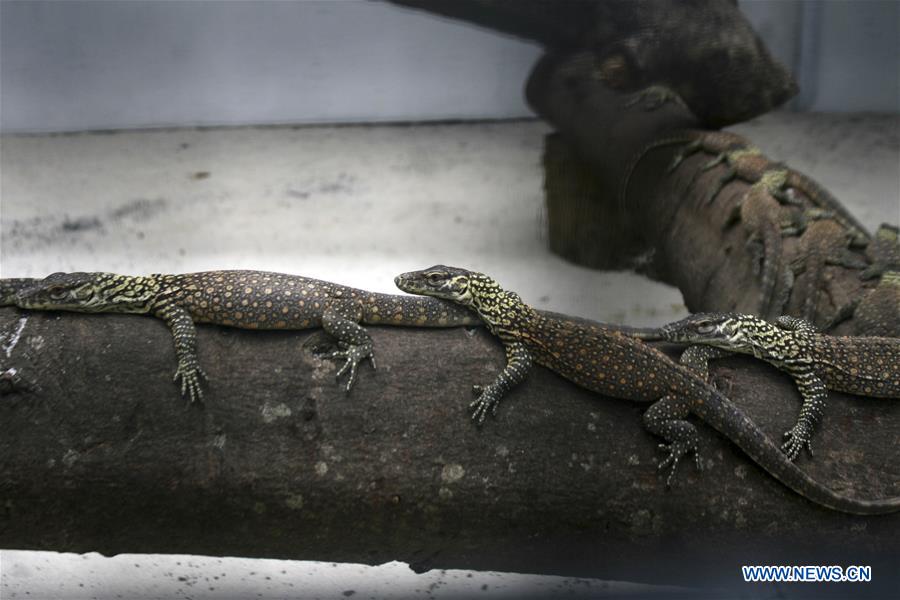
(388, 0, 797, 127)
(1, 308, 898, 592)
(528, 51, 899, 336)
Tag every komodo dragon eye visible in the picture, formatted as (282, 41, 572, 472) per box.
(47, 286, 68, 299)
(425, 272, 445, 282)
(695, 322, 718, 334)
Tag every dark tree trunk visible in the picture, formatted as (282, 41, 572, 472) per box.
(1, 308, 898, 592)
(388, 0, 797, 126)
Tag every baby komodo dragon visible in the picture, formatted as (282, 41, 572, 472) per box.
(395, 265, 900, 514)
(7, 270, 479, 401)
(656, 312, 900, 460)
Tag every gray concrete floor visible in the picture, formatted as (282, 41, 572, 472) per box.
(0, 113, 897, 597)
(0, 551, 694, 599)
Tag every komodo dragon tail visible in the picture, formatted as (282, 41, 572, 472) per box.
(697, 389, 900, 515)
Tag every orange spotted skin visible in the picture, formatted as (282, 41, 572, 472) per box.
(814, 335, 900, 398)
(153, 271, 477, 330)
(509, 311, 693, 402)
(395, 265, 900, 515)
(397, 266, 704, 405)
(12, 270, 479, 401)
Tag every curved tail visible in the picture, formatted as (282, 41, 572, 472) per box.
(696, 390, 900, 515)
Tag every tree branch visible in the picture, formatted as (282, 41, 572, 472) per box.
(1, 308, 898, 588)
(527, 51, 898, 336)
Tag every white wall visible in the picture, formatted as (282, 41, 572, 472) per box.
(1, 0, 897, 133)
(808, 0, 899, 112)
(0, 0, 541, 132)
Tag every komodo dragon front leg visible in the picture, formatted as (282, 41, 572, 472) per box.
(317, 300, 377, 391)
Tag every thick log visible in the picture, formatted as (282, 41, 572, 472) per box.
(1, 307, 898, 592)
(528, 51, 899, 336)
(388, 0, 797, 126)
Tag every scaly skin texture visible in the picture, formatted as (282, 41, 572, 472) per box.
(0, 279, 39, 306)
(658, 312, 900, 461)
(621, 128, 872, 321)
(825, 225, 899, 335)
(853, 272, 900, 337)
(669, 131, 870, 241)
(395, 265, 900, 515)
(733, 182, 791, 319)
(620, 131, 792, 318)
(11, 270, 479, 401)
(790, 220, 868, 323)
(861, 224, 900, 281)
